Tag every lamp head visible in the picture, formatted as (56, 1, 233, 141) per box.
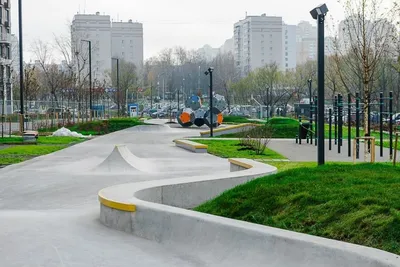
(310, 3, 329, 20)
(205, 67, 214, 75)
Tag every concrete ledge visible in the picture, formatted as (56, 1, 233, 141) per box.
(98, 159, 399, 266)
(173, 139, 208, 153)
(229, 158, 253, 171)
(98, 191, 136, 212)
(200, 123, 260, 137)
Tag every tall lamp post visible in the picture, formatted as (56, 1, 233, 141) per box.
(81, 40, 92, 120)
(111, 57, 120, 116)
(18, 0, 24, 132)
(310, 3, 328, 165)
(205, 67, 214, 137)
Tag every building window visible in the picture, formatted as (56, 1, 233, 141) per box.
(286, 63, 288, 67)
(6, 46, 10, 59)
(285, 52, 288, 56)
(270, 47, 272, 50)
(285, 58, 288, 61)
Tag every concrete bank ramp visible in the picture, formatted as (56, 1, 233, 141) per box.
(94, 145, 159, 173)
(99, 159, 400, 267)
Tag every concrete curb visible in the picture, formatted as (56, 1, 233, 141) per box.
(98, 159, 400, 266)
(200, 123, 260, 137)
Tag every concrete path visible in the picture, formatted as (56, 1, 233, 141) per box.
(268, 139, 394, 162)
(0, 121, 231, 266)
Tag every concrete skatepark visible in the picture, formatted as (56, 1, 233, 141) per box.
(0, 119, 399, 266)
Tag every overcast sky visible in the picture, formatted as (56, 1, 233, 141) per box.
(10, 0, 357, 62)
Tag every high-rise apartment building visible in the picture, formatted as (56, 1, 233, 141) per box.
(0, 0, 12, 113)
(111, 20, 143, 69)
(282, 24, 297, 71)
(234, 14, 283, 77)
(71, 12, 112, 84)
(71, 12, 143, 84)
(10, 34, 18, 73)
(296, 21, 317, 65)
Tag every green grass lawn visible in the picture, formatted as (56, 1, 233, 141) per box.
(323, 124, 390, 140)
(193, 139, 286, 160)
(218, 119, 392, 141)
(0, 136, 86, 166)
(0, 136, 84, 145)
(0, 145, 67, 156)
(195, 163, 400, 255)
(0, 156, 32, 165)
(38, 117, 144, 135)
(222, 116, 266, 124)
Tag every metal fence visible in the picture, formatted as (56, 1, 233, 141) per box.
(0, 100, 123, 136)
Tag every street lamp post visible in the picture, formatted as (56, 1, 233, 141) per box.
(112, 58, 120, 116)
(308, 79, 312, 104)
(310, 3, 329, 165)
(205, 67, 214, 137)
(81, 40, 92, 120)
(18, 0, 24, 132)
(150, 82, 153, 109)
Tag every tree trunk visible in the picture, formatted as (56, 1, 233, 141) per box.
(363, 85, 369, 136)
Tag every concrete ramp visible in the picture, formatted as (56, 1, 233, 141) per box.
(94, 145, 159, 173)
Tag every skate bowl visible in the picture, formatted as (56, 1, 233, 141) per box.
(98, 159, 399, 267)
(200, 123, 260, 137)
(93, 145, 160, 173)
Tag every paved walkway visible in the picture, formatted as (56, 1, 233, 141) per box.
(268, 139, 394, 162)
(0, 121, 231, 266)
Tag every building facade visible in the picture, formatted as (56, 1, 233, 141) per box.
(0, 0, 12, 114)
(71, 12, 112, 84)
(282, 24, 297, 71)
(234, 14, 283, 77)
(296, 21, 317, 65)
(71, 12, 144, 85)
(111, 20, 143, 69)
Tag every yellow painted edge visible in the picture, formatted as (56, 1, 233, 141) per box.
(98, 192, 136, 212)
(200, 123, 260, 135)
(228, 158, 253, 169)
(174, 139, 208, 149)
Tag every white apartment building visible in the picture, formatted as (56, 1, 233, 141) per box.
(296, 21, 317, 65)
(71, 12, 144, 85)
(219, 38, 234, 54)
(112, 20, 143, 69)
(282, 24, 297, 71)
(71, 12, 112, 84)
(198, 44, 220, 62)
(234, 14, 283, 77)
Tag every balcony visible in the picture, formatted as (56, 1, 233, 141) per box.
(0, 33, 11, 43)
(4, 1, 9, 9)
(4, 20, 10, 28)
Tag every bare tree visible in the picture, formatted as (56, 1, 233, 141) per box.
(212, 52, 237, 112)
(333, 0, 399, 135)
(108, 59, 137, 115)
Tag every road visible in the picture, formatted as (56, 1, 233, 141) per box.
(0, 121, 229, 267)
